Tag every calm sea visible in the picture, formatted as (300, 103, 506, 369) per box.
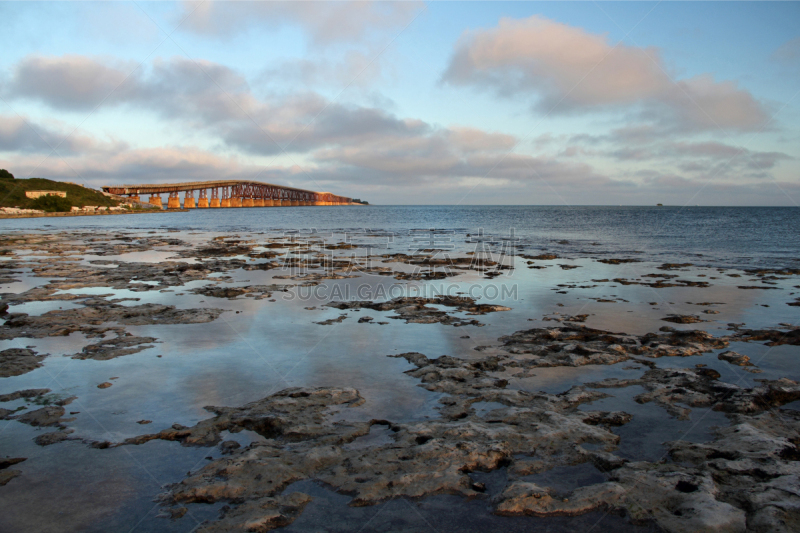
(1, 205, 798, 269)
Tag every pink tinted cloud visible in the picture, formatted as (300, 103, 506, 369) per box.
(179, 1, 422, 45)
(443, 15, 770, 132)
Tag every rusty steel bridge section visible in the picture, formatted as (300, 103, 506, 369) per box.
(101, 180, 354, 209)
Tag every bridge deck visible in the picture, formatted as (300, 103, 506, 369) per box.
(102, 180, 330, 196)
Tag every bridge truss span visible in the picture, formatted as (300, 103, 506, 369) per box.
(101, 180, 355, 209)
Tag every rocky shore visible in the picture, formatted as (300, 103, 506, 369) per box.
(0, 208, 186, 219)
(0, 230, 799, 532)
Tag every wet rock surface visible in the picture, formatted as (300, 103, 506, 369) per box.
(314, 314, 348, 325)
(718, 350, 754, 367)
(588, 367, 800, 420)
(0, 348, 47, 377)
(730, 327, 800, 346)
(11, 405, 66, 427)
(141, 354, 629, 530)
(325, 296, 510, 327)
(34, 429, 76, 446)
(496, 409, 800, 533)
(0, 456, 24, 487)
(0, 301, 224, 340)
(482, 325, 728, 369)
(191, 284, 288, 300)
(662, 314, 707, 324)
(0, 388, 50, 402)
(140, 339, 800, 532)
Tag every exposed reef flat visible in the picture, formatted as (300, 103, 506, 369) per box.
(110, 347, 800, 533)
(326, 296, 511, 326)
(0, 229, 799, 532)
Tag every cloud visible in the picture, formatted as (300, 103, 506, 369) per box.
(312, 126, 609, 190)
(0, 114, 614, 200)
(0, 114, 127, 155)
(177, 1, 422, 45)
(3, 54, 610, 195)
(1, 51, 792, 206)
(3, 137, 796, 206)
(4, 55, 137, 111)
(583, 133, 791, 184)
(2, 54, 258, 118)
(442, 15, 770, 132)
(609, 140, 791, 172)
(0, 54, 605, 172)
(1, 55, 431, 156)
(261, 50, 386, 90)
(661, 76, 773, 132)
(772, 37, 800, 65)
(1, 145, 265, 186)
(448, 127, 516, 152)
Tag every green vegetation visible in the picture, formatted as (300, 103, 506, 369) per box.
(0, 170, 119, 209)
(30, 195, 73, 212)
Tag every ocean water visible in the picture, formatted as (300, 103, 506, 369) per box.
(3, 205, 798, 268)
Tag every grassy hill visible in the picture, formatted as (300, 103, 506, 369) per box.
(0, 171, 119, 209)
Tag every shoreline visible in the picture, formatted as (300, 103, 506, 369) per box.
(0, 208, 187, 219)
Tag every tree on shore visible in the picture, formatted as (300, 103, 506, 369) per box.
(31, 195, 72, 212)
(0, 169, 14, 180)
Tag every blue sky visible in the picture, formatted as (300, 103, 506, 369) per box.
(0, 1, 798, 205)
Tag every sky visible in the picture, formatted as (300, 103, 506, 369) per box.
(0, 1, 798, 205)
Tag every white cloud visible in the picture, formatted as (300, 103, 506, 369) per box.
(442, 15, 770, 132)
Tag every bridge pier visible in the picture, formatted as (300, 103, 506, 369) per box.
(231, 197, 243, 208)
(291, 200, 299, 206)
(253, 198, 264, 207)
(198, 198, 209, 208)
(149, 195, 162, 207)
(184, 192, 195, 209)
(209, 198, 220, 208)
(242, 198, 254, 207)
(263, 199, 274, 207)
(128, 195, 140, 203)
(221, 198, 230, 207)
(167, 192, 180, 209)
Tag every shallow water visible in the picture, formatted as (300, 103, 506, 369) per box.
(1, 209, 799, 532)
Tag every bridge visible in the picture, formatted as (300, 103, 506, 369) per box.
(101, 180, 355, 208)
